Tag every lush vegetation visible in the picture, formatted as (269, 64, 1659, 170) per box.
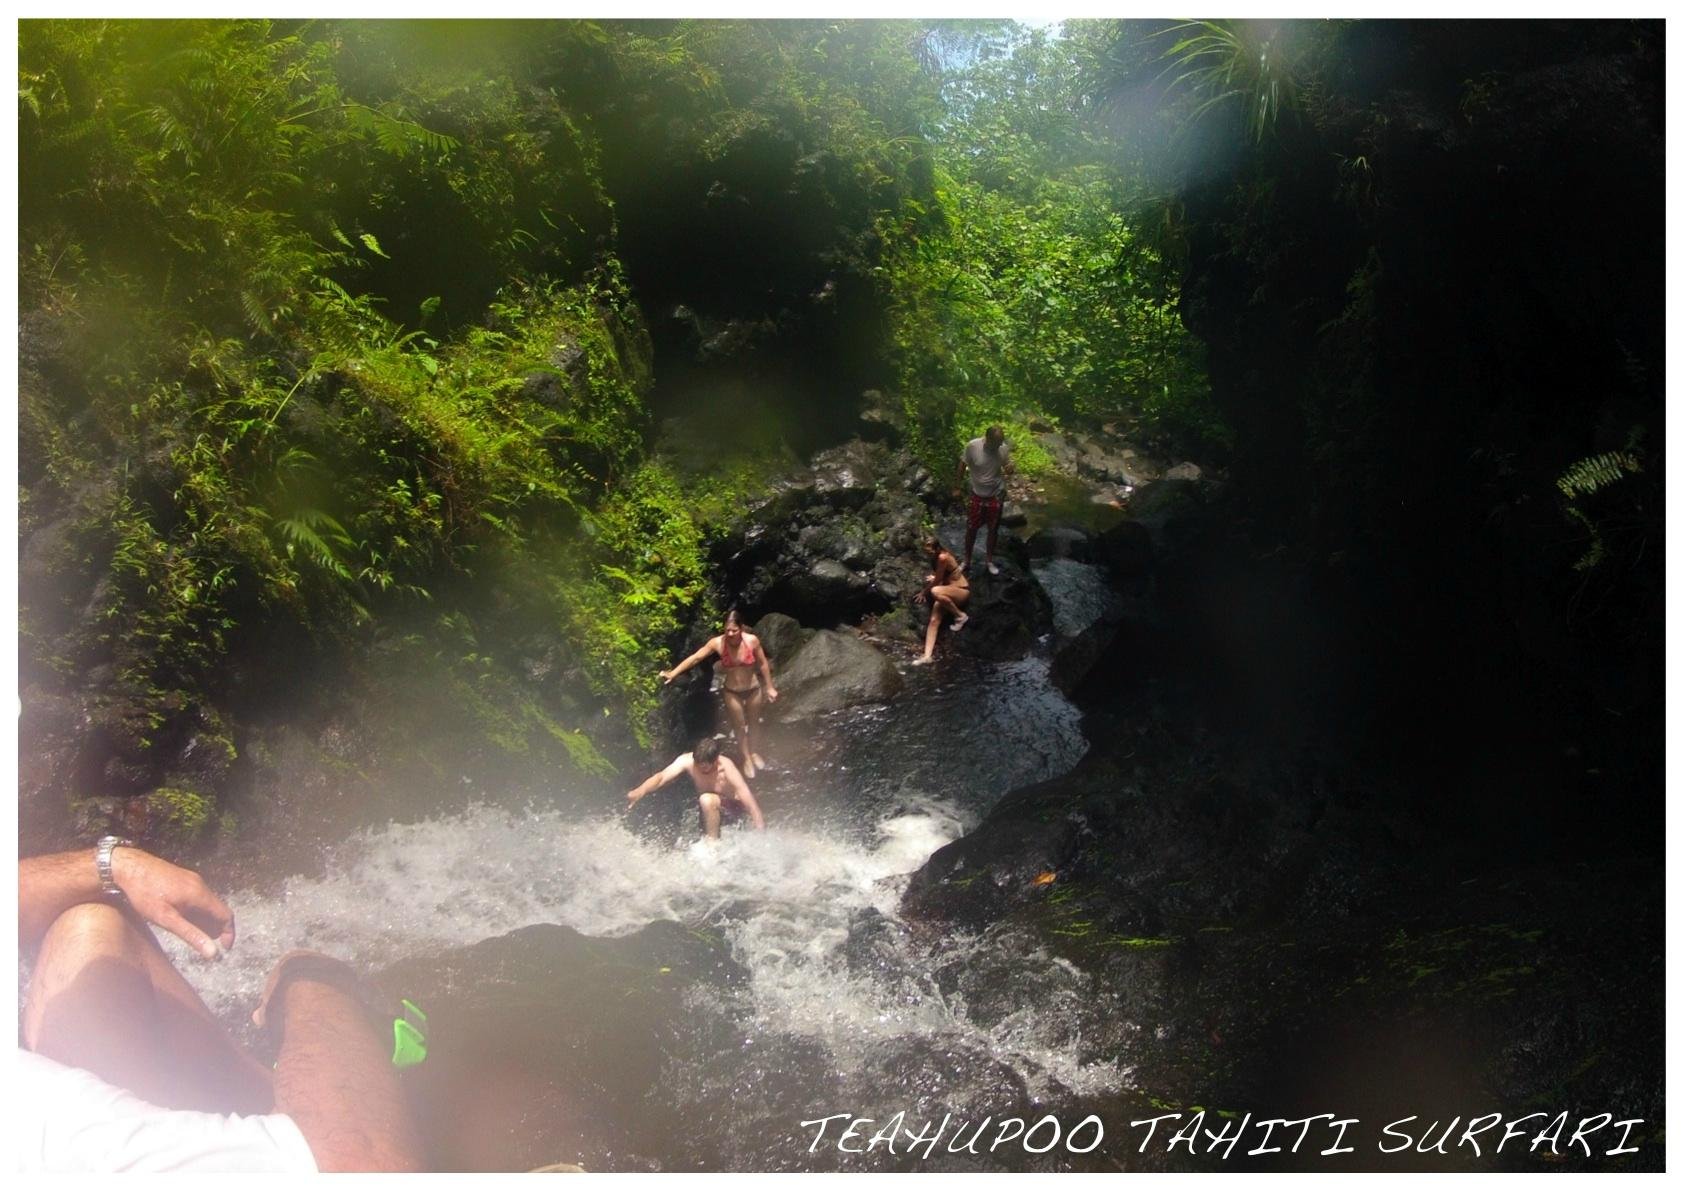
(18, 17, 1222, 846)
(880, 24, 1217, 474)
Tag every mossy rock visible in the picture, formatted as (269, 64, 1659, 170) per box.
(143, 785, 214, 841)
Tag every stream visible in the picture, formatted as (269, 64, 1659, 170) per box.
(163, 558, 1127, 1170)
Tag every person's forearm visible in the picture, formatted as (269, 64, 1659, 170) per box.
(19, 850, 102, 956)
(744, 796, 766, 829)
(272, 980, 422, 1172)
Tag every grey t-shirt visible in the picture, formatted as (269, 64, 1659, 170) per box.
(964, 437, 1011, 498)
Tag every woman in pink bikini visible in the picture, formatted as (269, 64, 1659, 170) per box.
(660, 610, 780, 778)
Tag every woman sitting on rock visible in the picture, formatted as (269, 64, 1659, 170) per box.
(660, 610, 779, 778)
(912, 536, 969, 666)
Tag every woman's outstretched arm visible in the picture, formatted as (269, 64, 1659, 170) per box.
(661, 637, 719, 683)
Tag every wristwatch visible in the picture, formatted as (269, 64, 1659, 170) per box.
(95, 835, 134, 899)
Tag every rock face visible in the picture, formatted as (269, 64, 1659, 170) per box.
(716, 438, 931, 626)
(380, 920, 745, 1172)
(758, 618, 903, 720)
(900, 714, 1664, 1171)
(1032, 427, 1200, 493)
(17, 680, 241, 856)
(947, 556, 1054, 662)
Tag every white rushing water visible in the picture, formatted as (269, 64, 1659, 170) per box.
(172, 795, 1124, 1101)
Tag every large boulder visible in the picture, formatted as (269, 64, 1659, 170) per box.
(855, 388, 906, 445)
(1091, 519, 1154, 583)
(809, 439, 883, 509)
(1047, 595, 1158, 700)
(772, 628, 903, 719)
(1026, 525, 1092, 562)
(949, 556, 1055, 662)
(1125, 477, 1208, 531)
(380, 920, 745, 1172)
(1033, 430, 1084, 472)
(750, 612, 813, 669)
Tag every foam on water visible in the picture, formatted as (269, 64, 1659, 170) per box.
(175, 792, 1122, 1102)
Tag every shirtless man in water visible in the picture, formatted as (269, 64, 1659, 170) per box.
(660, 609, 779, 778)
(625, 737, 767, 839)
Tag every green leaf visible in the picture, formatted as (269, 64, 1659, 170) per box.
(359, 232, 388, 258)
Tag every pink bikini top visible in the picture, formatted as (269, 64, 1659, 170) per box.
(718, 637, 757, 668)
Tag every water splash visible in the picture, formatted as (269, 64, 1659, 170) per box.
(174, 793, 1122, 1103)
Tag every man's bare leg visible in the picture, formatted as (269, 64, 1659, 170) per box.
(698, 792, 724, 839)
(722, 692, 754, 778)
(24, 901, 273, 1114)
(962, 517, 978, 571)
(984, 510, 1001, 572)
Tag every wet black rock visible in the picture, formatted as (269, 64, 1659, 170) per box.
(948, 557, 1055, 662)
(1090, 519, 1153, 583)
(376, 920, 745, 1173)
(719, 437, 935, 627)
(1125, 478, 1207, 532)
(809, 439, 882, 509)
(902, 717, 1664, 1171)
(767, 558, 883, 625)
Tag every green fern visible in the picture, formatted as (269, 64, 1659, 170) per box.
(273, 508, 355, 579)
(1556, 444, 1644, 572)
(1556, 450, 1641, 501)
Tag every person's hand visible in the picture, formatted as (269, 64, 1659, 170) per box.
(765, 685, 779, 703)
(250, 949, 361, 1031)
(659, 668, 677, 684)
(110, 847, 235, 961)
(626, 788, 644, 809)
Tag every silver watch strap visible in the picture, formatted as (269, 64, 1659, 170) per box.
(95, 835, 134, 898)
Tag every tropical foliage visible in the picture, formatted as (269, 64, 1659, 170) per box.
(878, 24, 1220, 474)
(20, 18, 1223, 818)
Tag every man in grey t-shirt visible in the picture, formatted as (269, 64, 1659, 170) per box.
(957, 425, 1013, 574)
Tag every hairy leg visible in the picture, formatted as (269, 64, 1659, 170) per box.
(24, 901, 273, 1114)
(698, 792, 723, 839)
(985, 509, 1001, 566)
